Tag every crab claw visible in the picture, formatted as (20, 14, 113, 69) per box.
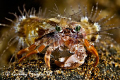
(55, 53, 87, 69)
(84, 39, 99, 67)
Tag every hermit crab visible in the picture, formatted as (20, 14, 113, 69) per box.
(16, 16, 99, 69)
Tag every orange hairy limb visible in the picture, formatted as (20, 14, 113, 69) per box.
(44, 43, 58, 68)
(44, 50, 51, 68)
(17, 44, 37, 58)
(18, 44, 46, 63)
(84, 39, 99, 67)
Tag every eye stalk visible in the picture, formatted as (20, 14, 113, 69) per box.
(55, 26, 61, 32)
(75, 25, 81, 32)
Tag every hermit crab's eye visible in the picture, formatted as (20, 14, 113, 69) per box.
(75, 25, 81, 32)
(55, 26, 61, 32)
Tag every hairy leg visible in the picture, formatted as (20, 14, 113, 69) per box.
(17, 44, 37, 58)
(84, 39, 99, 67)
(44, 42, 59, 68)
(18, 43, 46, 63)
